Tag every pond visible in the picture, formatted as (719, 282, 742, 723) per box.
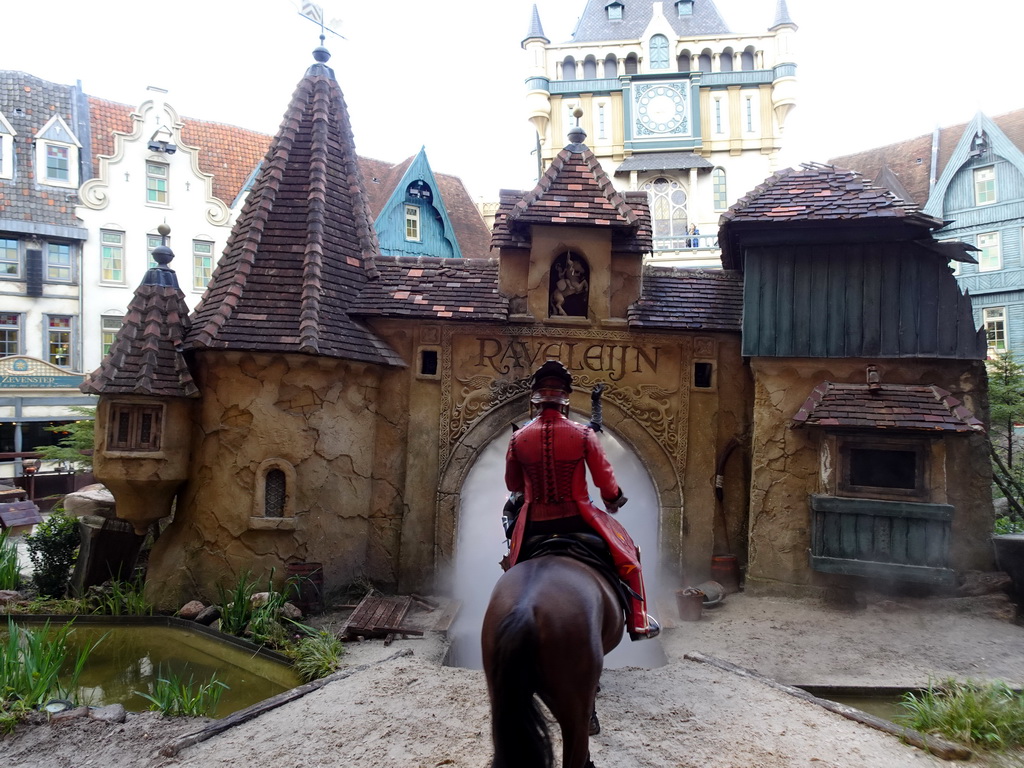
(9, 616, 302, 717)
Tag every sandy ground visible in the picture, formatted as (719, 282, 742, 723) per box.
(4, 590, 1024, 768)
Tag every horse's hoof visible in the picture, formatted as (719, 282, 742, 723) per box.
(589, 711, 601, 735)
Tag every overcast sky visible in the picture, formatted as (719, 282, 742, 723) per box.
(1, 0, 1019, 201)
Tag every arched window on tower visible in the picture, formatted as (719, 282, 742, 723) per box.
(604, 55, 618, 78)
(624, 53, 639, 75)
(251, 458, 297, 529)
(563, 57, 577, 80)
(712, 167, 728, 211)
(741, 47, 756, 71)
(698, 50, 712, 72)
(677, 49, 691, 73)
(641, 177, 689, 251)
(583, 55, 598, 79)
(720, 48, 734, 72)
(650, 35, 670, 69)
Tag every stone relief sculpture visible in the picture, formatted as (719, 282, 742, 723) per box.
(549, 252, 590, 317)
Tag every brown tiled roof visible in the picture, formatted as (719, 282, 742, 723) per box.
(491, 139, 652, 254)
(87, 96, 272, 206)
(719, 163, 944, 268)
(185, 54, 403, 368)
(828, 109, 1024, 208)
(81, 265, 198, 398)
(352, 256, 507, 320)
(628, 266, 743, 331)
(791, 381, 984, 432)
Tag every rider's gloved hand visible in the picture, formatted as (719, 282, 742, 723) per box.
(603, 488, 627, 513)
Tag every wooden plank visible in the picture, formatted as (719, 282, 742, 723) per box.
(861, 248, 882, 356)
(917, 258, 940, 355)
(791, 248, 812, 355)
(0, 501, 42, 529)
(809, 495, 954, 521)
(760, 252, 778, 356)
(844, 248, 864, 355)
(741, 253, 762, 356)
(898, 255, 919, 354)
(936, 267, 960, 356)
(839, 513, 857, 559)
(808, 254, 829, 357)
(810, 555, 957, 586)
(775, 251, 795, 357)
(873, 517, 891, 561)
(891, 517, 909, 564)
(855, 513, 873, 560)
(826, 246, 847, 356)
(879, 255, 902, 355)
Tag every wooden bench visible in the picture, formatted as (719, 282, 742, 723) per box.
(0, 500, 43, 531)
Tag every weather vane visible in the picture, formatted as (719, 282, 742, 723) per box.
(298, 1, 345, 43)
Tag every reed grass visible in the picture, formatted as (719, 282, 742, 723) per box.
(0, 530, 20, 591)
(89, 579, 152, 616)
(289, 629, 345, 682)
(134, 667, 228, 717)
(898, 678, 1024, 751)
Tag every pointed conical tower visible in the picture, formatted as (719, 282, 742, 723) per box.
(141, 48, 405, 608)
(81, 229, 198, 536)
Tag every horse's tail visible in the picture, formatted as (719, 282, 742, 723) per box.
(489, 607, 553, 768)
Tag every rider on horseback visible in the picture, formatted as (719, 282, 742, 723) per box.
(504, 360, 661, 641)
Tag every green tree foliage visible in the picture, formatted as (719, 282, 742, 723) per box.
(33, 406, 95, 472)
(24, 509, 80, 598)
(987, 353, 1024, 528)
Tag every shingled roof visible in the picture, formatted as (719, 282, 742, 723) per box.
(718, 163, 945, 269)
(81, 251, 198, 398)
(185, 49, 402, 368)
(628, 266, 742, 330)
(791, 381, 984, 433)
(351, 256, 507, 320)
(491, 128, 652, 254)
(568, 0, 730, 43)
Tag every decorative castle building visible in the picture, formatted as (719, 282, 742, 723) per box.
(523, 0, 798, 267)
(84, 47, 993, 611)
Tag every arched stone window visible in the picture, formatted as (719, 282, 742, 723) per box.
(650, 35, 670, 69)
(251, 458, 298, 529)
(563, 57, 577, 80)
(549, 251, 590, 317)
(677, 50, 691, 73)
(583, 56, 598, 79)
(603, 55, 618, 78)
(741, 48, 755, 71)
(720, 47, 734, 72)
(698, 50, 712, 72)
(642, 177, 689, 249)
(624, 53, 639, 75)
(712, 167, 728, 211)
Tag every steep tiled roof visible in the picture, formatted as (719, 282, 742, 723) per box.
(770, 0, 797, 30)
(81, 258, 198, 398)
(87, 96, 271, 206)
(523, 4, 550, 44)
(185, 50, 403, 368)
(792, 381, 984, 432)
(828, 109, 1024, 208)
(628, 266, 742, 331)
(616, 152, 713, 173)
(0, 71, 86, 234)
(719, 163, 944, 268)
(569, 0, 730, 43)
(351, 256, 507, 320)
(491, 133, 652, 254)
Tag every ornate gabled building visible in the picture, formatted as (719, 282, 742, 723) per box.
(830, 109, 1024, 357)
(523, 0, 797, 267)
(86, 48, 993, 610)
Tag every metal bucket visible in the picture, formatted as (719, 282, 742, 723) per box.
(675, 587, 704, 621)
(693, 580, 725, 607)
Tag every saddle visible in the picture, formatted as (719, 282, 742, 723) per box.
(519, 532, 633, 619)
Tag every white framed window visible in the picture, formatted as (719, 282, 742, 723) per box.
(641, 177, 689, 249)
(974, 166, 996, 206)
(46, 243, 72, 282)
(146, 162, 169, 205)
(46, 315, 73, 368)
(0, 237, 19, 277)
(0, 112, 16, 180)
(977, 231, 1001, 272)
(193, 239, 214, 290)
(983, 307, 1007, 355)
(101, 315, 123, 357)
(0, 312, 21, 356)
(712, 167, 728, 211)
(405, 204, 420, 241)
(713, 96, 727, 135)
(598, 103, 606, 139)
(33, 115, 80, 188)
(100, 230, 125, 284)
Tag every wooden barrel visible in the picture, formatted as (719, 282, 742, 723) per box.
(710, 555, 741, 593)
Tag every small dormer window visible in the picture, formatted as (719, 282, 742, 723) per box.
(0, 112, 17, 181)
(407, 179, 433, 203)
(606, 1, 623, 20)
(677, 0, 693, 15)
(108, 402, 163, 451)
(34, 115, 81, 189)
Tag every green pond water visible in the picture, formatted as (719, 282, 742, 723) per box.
(11, 620, 302, 717)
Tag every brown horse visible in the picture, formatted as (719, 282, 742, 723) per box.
(481, 552, 625, 768)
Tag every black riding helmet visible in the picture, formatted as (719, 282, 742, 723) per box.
(530, 360, 573, 408)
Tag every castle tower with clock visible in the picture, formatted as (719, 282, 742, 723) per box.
(523, 0, 797, 267)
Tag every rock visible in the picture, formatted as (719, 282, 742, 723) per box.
(50, 706, 89, 723)
(956, 570, 1013, 597)
(178, 600, 206, 620)
(0, 590, 22, 605)
(195, 605, 221, 625)
(282, 601, 303, 620)
(90, 703, 126, 723)
(63, 485, 116, 519)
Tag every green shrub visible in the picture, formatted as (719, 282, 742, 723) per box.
(135, 668, 227, 717)
(33, 406, 95, 473)
(995, 515, 1024, 535)
(88, 579, 152, 616)
(0, 530, 20, 591)
(289, 629, 345, 682)
(215, 570, 259, 636)
(24, 509, 79, 598)
(898, 678, 1024, 751)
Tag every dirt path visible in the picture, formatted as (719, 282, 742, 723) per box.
(4, 592, 1023, 767)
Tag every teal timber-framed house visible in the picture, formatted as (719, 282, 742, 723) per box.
(831, 109, 1024, 358)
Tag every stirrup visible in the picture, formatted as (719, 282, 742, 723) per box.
(628, 614, 661, 641)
